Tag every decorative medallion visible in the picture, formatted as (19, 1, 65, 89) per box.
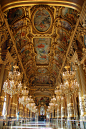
(34, 7, 51, 32)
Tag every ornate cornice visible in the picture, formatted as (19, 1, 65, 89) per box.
(1, 0, 83, 12)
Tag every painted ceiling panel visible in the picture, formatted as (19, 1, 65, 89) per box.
(34, 38, 51, 65)
(56, 19, 71, 30)
(34, 8, 51, 32)
(37, 68, 48, 74)
(7, 7, 24, 24)
(31, 74, 55, 85)
(61, 7, 78, 24)
(12, 19, 25, 30)
(35, 97, 50, 106)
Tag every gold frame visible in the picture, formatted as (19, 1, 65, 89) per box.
(32, 6, 53, 34)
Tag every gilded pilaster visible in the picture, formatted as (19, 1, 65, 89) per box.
(66, 94, 74, 120)
(75, 65, 85, 117)
(61, 97, 65, 118)
(19, 104, 23, 118)
(9, 94, 17, 118)
(0, 65, 5, 93)
(25, 106, 27, 118)
(0, 91, 4, 116)
(27, 109, 29, 118)
(0, 67, 8, 117)
(79, 64, 86, 112)
(30, 110, 32, 120)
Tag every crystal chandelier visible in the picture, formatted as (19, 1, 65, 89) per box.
(3, 65, 22, 97)
(55, 87, 61, 105)
(19, 86, 29, 106)
(8, 66, 22, 81)
(48, 96, 57, 113)
(63, 66, 75, 80)
(47, 106, 51, 113)
(61, 66, 79, 95)
(26, 96, 37, 112)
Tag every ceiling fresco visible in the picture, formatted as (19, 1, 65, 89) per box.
(12, 19, 25, 30)
(14, 28, 28, 50)
(7, 7, 24, 24)
(34, 8, 51, 32)
(56, 19, 71, 30)
(32, 75, 54, 85)
(37, 68, 48, 74)
(34, 38, 51, 65)
(4, 3, 81, 105)
(61, 7, 78, 24)
(35, 97, 50, 106)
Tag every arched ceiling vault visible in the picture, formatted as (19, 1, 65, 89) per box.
(0, 0, 85, 107)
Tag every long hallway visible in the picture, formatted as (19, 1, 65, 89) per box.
(0, 0, 86, 129)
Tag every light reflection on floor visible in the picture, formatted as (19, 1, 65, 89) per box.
(6, 121, 54, 129)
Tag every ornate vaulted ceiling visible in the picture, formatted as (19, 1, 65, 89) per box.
(0, 0, 85, 106)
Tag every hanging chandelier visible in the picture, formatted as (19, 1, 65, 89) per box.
(19, 86, 29, 106)
(26, 96, 37, 112)
(63, 66, 75, 80)
(55, 87, 61, 105)
(8, 66, 22, 81)
(60, 65, 79, 95)
(3, 65, 22, 97)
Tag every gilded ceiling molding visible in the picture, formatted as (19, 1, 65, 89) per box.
(1, 0, 82, 12)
